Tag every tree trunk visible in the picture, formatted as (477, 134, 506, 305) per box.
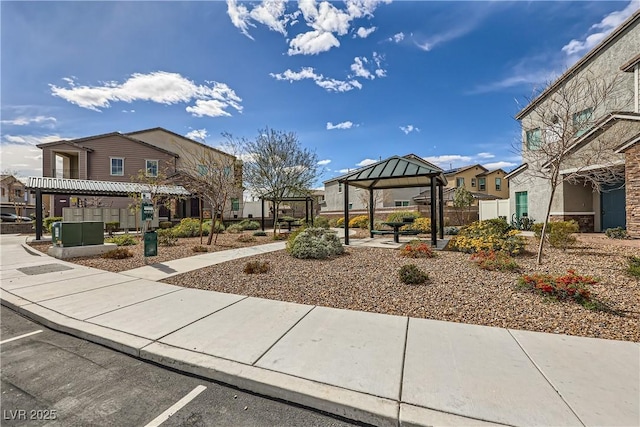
(536, 173, 559, 265)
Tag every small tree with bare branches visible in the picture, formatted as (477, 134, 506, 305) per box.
(357, 188, 386, 222)
(515, 70, 634, 264)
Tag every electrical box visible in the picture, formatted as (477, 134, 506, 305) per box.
(144, 231, 157, 257)
(51, 221, 104, 247)
(82, 221, 104, 245)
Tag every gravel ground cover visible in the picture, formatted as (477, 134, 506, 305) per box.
(28, 231, 639, 341)
(162, 235, 639, 342)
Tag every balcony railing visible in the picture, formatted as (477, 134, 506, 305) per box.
(52, 168, 79, 179)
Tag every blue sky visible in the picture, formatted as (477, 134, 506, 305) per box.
(2, 0, 639, 188)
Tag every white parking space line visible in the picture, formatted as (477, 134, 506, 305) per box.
(144, 385, 207, 427)
(0, 330, 43, 345)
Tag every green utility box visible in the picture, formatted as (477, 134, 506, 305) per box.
(51, 221, 104, 247)
(144, 231, 157, 257)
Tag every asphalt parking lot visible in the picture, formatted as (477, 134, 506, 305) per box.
(0, 305, 360, 427)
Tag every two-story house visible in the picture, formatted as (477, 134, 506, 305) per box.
(507, 10, 640, 236)
(440, 165, 509, 204)
(36, 128, 242, 219)
(1, 175, 35, 217)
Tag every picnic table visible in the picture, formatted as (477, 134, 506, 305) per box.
(377, 221, 419, 243)
(278, 219, 299, 231)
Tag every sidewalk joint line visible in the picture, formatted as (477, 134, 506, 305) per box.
(32, 277, 142, 303)
(507, 329, 586, 427)
(1, 270, 107, 292)
(1, 329, 43, 345)
(79, 288, 184, 321)
(251, 305, 316, 366)
(397, 316, 410, 411)
(143, 384, 207, 427)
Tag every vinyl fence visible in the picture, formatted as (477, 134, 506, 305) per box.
(479, 199, 510, 221)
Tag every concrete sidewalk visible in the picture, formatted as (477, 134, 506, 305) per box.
(1, 234, 638, 426)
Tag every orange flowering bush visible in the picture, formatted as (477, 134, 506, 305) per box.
(518, 270, 598, 308)
(400, 241, 435, 258)
(470, 250, 519, 272)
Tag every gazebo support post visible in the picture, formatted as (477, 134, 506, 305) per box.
(438, 183, 444, 239)
(369, 188, 374, 238)
(343, 181, 349, 245)
(261, 198, 265, 231)
(35, 189, 43, 241)
(310, 198, 314, 226)
(430, 176, 437, 247)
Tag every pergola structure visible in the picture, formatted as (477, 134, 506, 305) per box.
(340, 155, 447, 246)
(25, 177, 190, 240)
(259, 191, 315, 231)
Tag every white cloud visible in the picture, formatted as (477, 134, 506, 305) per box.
(1, 134, 67, 177)
(348, 53, 387, 81)
(2, 134, 62, 146)
(423, 155, 473, 169)
(1, 116, 57, 126)
(562, 0, 639, 57)
(226, 0, 255, 40)
(317, 159, 332, 166)
(50, 71, 242, 118)
(270, 67, 361, 93)
(355, 26, 376, 38)
(482, 161, 517, 170)
(400, 125, 420, 134)
(326, 121, 355, 130)
(338, 168, 351, 174)
(350, 57, 373, 80)
(356, 158, 377, 167)
(121, 109, 135, 113)
(288, 30, 341, 55)
(186, 128, 208, 141)
(388, 32, 404, 43)
(476, 152, 495, 159)
(249, 0, 287, 35)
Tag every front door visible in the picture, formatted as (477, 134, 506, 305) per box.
(601, 184, 625, 230)
(515, 191, 528, 218)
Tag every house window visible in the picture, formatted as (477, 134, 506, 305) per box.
(110, 157, 124, 176)
(478, 177, 486, 191)
(14, 189, 21, 197)
(456, 177, 464, 187)
(495, 177, 501, 191)
(1, 188, 4, 197)
(394, 201, 410, 207)
(231, 198, 240, 211)
(197, 164, 208, 176)
(145, 160, 158, 177)
(471, 178, 476, 187)
(573, 107, 593, 137)
(348, 203, 352, 209)
(526, 128, 542, 150)
(223, 166, 231, 177)
(338, 182, 343, 193)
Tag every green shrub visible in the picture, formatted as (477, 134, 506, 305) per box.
(272, 233, 288, 241)
(313, 216, 330, 229)
(210, 220, 225, 233)
(43, 217, 63, 233)
(286, 226, 308, 253)
(244, 261, 270, 274)
(289, 227, 344, 259)
(157, 228, 178, 246)
(386, 211, 421, 224)
(237, 234, 256, 243)
(226, 223, 244, 234)
(534, 221, 578, 250)
(444, 226, 459, 235)
(192, 245, 208, 253)
(605, 227, 628, 239)
(335, 217, 345, 228)
(102, 248, 133, 259)
(628, 256, 640, 278)
(106, 234, 138, 246)
(173, 218, 206, 237)
(105, 222, 120, 237)
(470, 250, 519, 272)
(452, 220, 524, 255)
(238, 219, 260, 230)
(407, 217, 431, 233)
(159, 221, 173, 229)
(398, 264, 429, 285)
(348, 215, 370, 229)
(253, 231, 267, 237)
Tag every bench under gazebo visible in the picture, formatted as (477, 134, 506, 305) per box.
(339, 155, 447, 246)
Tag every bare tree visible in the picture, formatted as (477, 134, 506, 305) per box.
(453, 186, 474, 226)
(357, 188, 386, 221)
(231, 128, 319, 233)
(174, 141, 243, 245)
(515, 70, 634, 264)
(128, 169, 177, 237)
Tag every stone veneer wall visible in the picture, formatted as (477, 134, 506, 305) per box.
(549, 214, 595, 233)
(625, 144, 640, 238)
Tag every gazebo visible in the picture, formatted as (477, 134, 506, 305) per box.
(340, 155, 448, 246)
(259, 191, 315, 231)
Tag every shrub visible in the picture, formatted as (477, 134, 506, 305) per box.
(452, 220, 524, 255)
(605, 227, 628, 239)
(398, 264, 429, 285)
(237, 234, 256, 243)
(470, 250, 519, 272)
(407, 217, 431, 233)
(628, 256, 640, 278)
(444, 226, 459, 235)
(253, 231, 267, 237)
(533, 221, 578, 250)
(517, 270, 600, 309)
(313, 216, 330, 229)
(335, 217, 345, 228)
(348, 215, 370, 229)
(400, 241, 435, 258)
(157, 228, 178, 246)
(207, 220, 225, 233)
(173, 218, 208, 237)
(159, 221, 173, 229)
(272, 233, 288, 241)
(238, 219, 260, 230)
(106, 234, 137, 246)
(386, 211, 421, 224)
(244, 260, 271, 274)
(192, 245, 208, 253)
(289, 227, 344, 259)
(226, 223, 244, 234)
(102, 248, 133, 259)
(43, 217, 63, 233)
(286, 226, 308, 253)
(105, 222, 120, 237)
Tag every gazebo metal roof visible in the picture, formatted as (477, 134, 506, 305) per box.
(340, 155, 447, 189)
(26, 177, 190, 197)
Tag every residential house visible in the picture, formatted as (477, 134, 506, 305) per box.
(36, 128, 242, 219)
(439, 164, 509, 205)
(1, 175, 35, 217)
(507, 10, 640, 236)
